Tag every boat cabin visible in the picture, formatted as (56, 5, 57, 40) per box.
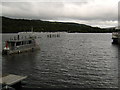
(6, 39, 35, 50)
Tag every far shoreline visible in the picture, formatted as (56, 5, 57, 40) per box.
(1, 32, 113, 34)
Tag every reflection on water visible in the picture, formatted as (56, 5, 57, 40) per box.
(2, 33, 118, 88)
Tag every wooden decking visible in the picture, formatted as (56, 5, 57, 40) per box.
(0, 74, 27, 90)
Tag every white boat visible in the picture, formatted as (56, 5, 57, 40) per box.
(112, 32, 119, 44)
(2, 32, 40, 55)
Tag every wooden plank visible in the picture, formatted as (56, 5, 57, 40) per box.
(0, 74, 27, 85)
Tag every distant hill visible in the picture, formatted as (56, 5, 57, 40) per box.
(1, 16, 117, 33)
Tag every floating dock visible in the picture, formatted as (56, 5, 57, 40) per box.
(0, 74, 27, 90)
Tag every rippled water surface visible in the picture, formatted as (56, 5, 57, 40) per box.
(1, 33, 118, 88)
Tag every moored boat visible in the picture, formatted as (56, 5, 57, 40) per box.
(2, 32, 40, 55)
(112, 32, 119, 44)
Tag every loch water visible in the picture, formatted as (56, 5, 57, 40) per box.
(1, 33, 119, 89)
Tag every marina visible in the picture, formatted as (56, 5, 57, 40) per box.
(1, 1, 120, 89)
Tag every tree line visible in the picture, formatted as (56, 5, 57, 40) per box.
(2, 16, 117, 33)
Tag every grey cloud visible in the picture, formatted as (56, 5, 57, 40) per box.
(2, 1, 119, 27)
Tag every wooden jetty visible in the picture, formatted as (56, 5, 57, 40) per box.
(0, 74, 27, 90)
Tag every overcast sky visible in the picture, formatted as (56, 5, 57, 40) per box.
(1, 0, 119, 28)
